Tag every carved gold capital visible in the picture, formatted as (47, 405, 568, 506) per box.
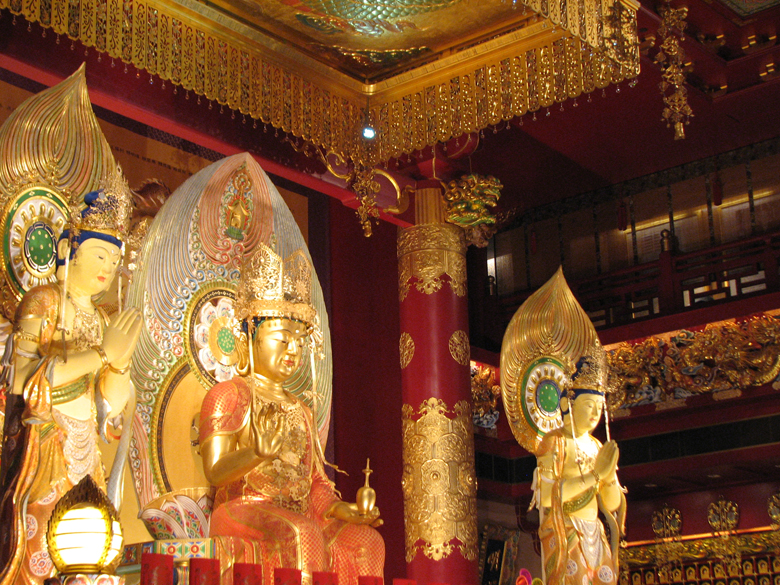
(401, 398, 478, 563)
(397, 224, 466, 301)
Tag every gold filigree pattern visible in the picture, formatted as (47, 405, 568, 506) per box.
(608, 315, 780, 411)
(1, 0, 639, 169)
(655, 0, 692, 140)
(402, 398, 478, 562)
(397, 224, 466, 302)
(449, 330, 470, 366)
(400, 332, 415, 369)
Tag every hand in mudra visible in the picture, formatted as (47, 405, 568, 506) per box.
(593, 440, 619, 482)
(250, 402, 284, 461)
(102, 308, 143, 366)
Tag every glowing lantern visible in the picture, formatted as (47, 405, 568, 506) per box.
(47, 475, 123, 576)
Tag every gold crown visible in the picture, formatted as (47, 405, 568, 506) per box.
(67, 164, 133, 241)
(567, 343, 610, 395)
(234, 241, 316, 326)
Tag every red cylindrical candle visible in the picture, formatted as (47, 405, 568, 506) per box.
(141, 553, 174, 585)
(313, 572, 338, 585)
(234, 562, 264, 585)
(189, 557, 220, 585)
(274, 568, 302, 585)
(358, 577, 383, 585)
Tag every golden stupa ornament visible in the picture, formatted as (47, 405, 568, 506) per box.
(500, 267, 607, 454)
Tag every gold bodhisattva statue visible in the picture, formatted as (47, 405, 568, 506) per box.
(501, 268, 626, 585)
(198, 242, 384, 585)
(0, 170, 142, 585)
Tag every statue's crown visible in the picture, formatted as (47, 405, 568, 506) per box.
(67, 164, 132, 241)
(568, 346, 609, 396)
(234, 240, 316, 326)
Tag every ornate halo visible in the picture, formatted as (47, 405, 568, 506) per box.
(520, 356, 566, 447)
(0, 185, 68, 306)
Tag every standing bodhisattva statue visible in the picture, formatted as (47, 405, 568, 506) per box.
(500, 268, 626, 585)
(0, 168, 141, 585)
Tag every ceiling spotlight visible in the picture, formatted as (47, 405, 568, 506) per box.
(645, 483, 657, 488)
(362, 125, 376, 140)
(707, 473, 722, 479)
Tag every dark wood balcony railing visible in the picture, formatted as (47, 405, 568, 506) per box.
(499, 228, 780, 331)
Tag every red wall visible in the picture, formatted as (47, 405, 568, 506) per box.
(328, 200, 406, 579)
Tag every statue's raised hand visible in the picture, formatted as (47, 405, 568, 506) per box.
(250, 401, 284, 461)
(102, 308, 143, 366)
(593, 440, 619, 482)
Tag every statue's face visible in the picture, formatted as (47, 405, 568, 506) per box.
(570, 393, 604, 434)
(69, 238, 122, 297)
(251, 318, 307, 383)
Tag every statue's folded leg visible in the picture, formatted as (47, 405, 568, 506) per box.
(323, 521, 385, 585)
(211, 500, 329, 585)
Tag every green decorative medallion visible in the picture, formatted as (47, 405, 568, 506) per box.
(521, 357, 566, 439)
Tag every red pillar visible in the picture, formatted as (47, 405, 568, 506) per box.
(398, 182, 478, 585)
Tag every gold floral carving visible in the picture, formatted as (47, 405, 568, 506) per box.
(400, 332, 415, 369)
(449, 330, 470, 366)
(401, 398, 478, 563)
(397, 224, 466, 302)
(608, 315, 780, 411)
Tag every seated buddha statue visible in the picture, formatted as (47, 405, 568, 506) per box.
(0, 171, 142, 585)
(198, 242, 384, 585)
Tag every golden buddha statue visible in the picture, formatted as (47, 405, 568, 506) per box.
(198, 242, 384, 585)
(500, 268, 626, 585)
(0, 169, 142, 585)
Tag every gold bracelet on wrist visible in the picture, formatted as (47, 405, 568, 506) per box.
(591, 470, 600, 484)
(92, 346, 109, 367)
(108, 363, 130, 375)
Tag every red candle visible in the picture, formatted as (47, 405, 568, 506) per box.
(141, 553, 174, 585)
(234, 562, 264, 585)
(313, 572, 337, 585)
(358, 577, 383, 585)
(274, 568, 303, 585)
(189, 558, 220, 585)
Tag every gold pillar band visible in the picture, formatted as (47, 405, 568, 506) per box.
(397, 224, 467, 301)
(401, 398, 478, 563)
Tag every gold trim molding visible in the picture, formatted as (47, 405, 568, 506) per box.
(401, 398, 478, 563)
(623, 530, 780, 568)
(397, 224, 467, 301)
(1, 0, 639, 167)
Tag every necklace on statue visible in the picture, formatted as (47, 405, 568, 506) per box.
(67, 294, 102, 350)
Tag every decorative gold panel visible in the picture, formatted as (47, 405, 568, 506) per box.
(2, 0, 639, 168)
(400, 331, 415, 369)
(608, 315, 780, 411)
(397, 224, 466, 301)
(449, 330, 470, 366)
(401, 398, 478, 562)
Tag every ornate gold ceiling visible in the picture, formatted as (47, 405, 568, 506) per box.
(0, 0, 640, 167)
